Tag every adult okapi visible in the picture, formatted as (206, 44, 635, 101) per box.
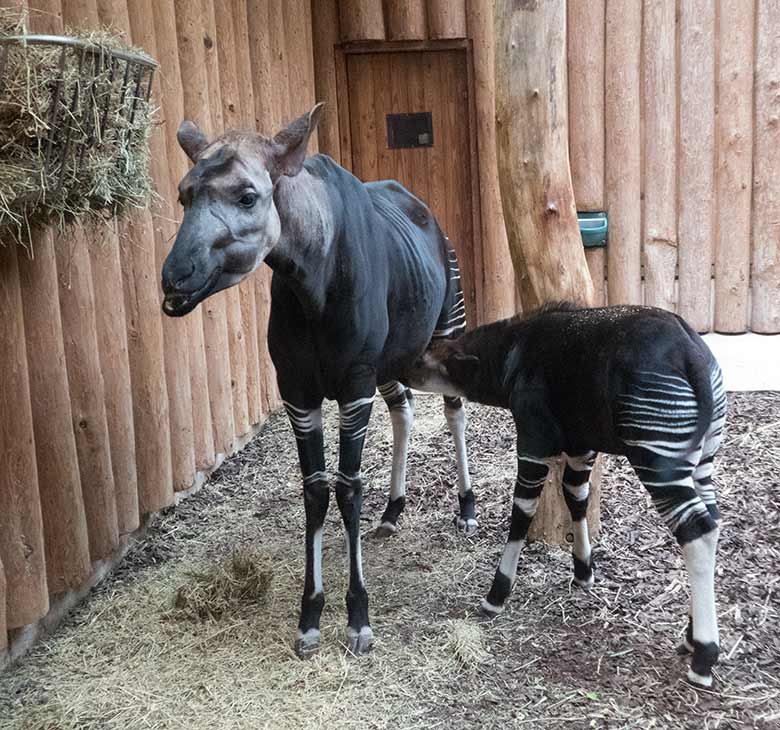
(161, 103, 475, 657)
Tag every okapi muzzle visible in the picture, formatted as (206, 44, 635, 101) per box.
(161, 180, 277, 317)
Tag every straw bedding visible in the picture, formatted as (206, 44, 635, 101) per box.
(0, 392, 777, 729)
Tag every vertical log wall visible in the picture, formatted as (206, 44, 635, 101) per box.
(573, 0, 775, 333)
(316, 0, 780, 333)
(1, 0, 310, 660)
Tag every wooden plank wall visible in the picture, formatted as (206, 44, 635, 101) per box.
(324, 0, 779, 333)
(570, 0, 779, 333)
(0, 0, 307, 655)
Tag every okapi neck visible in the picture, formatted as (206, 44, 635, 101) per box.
(266, 168, 337, 320)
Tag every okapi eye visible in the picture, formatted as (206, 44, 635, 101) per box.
(238, 192, 258, 208)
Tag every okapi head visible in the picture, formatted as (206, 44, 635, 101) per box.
(161, 103, 325, 317)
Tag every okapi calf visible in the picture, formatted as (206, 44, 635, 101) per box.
(405, 304, 727, 688)
(161, 104, 475, 658)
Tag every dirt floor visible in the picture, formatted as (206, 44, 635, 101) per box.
(1, 392, 778, 730)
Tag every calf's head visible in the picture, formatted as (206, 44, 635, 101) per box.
(161, 103, 325, 317)
(405, 341, 481, 398)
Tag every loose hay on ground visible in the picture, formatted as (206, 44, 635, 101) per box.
(0, 393, 778, 729)
(169, 549, 274, 622)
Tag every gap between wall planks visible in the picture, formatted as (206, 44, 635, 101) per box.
(750, 0, 780, 334)
(567, 0, 606, 306)
(715, 0, 754, 333)
(96, 0, 174, 515)
(171, 0, 219, 467)
(678, 0, 716, 333)
(605, 0, 642, 307)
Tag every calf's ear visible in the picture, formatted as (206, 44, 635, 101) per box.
(445, 353, 480, 384)
(270, 102, 326, 180)
(177, 120, 209, 163)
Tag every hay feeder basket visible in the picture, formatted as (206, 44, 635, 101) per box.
(0, 33, 157, 222)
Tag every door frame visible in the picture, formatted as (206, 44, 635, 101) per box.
(334, 39, 485, 324)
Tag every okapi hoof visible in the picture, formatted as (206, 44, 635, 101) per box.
(479, 597, 504, 618)
(686, 668, 714, 689)
(372, 521, 398, 539)
(295, 628, 321, 659)
(455, 515, 479, 536)
(572, 554, 595, 589)
(686, 641, 719, 690)
(346, 626, 374, 656)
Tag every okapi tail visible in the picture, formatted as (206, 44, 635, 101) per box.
(685, 347, 715, 449)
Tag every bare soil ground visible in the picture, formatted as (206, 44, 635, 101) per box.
(1, 392, 778, 730)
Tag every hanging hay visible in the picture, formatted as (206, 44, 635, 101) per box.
(169, 549, 275, 622)
(0, 9, 156, 245)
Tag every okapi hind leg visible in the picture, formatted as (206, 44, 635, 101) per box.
(444, 396, 478, 535)
(630, 449, 720, 688)
(375, 381, 415, 536)
(562, 452, 597, 588)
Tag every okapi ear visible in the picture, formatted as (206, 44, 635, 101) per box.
(270, 102, 326, 180)
(177, 120, 209, 162)
(445, 353, 480, 384)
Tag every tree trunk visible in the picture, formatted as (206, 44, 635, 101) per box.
(493, 0, 600, 544)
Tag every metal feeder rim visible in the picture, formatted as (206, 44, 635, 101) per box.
(0, 34, 157, 68)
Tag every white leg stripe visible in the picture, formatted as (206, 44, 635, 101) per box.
(445, 400, 472, 498)
(564, 483, 589, 501)
(498, 539, 522, 579)
(514, 496, 539, 515)
(312, 527, 323, 595)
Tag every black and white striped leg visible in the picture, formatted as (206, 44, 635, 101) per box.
(284, 401, 328, 659)
(563, 452, 596, 588)
(619, 368, 724, 687)
(679, 414, 725, 665)
(444, 396, 478, 534)
(630, 452, 719, 687)
(336, 391, 375, 655)
(481, 454, 549, 617)
(376, 382, 414, 536)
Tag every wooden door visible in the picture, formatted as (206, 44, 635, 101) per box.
(344, 49, 481, 326)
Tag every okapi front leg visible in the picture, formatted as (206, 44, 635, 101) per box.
(481, 454, 549, 616)
(444, 396, 478, 534)
(284, 401, 328, 659)
(376, 381, 414, 536)
(336, 391, 375, 655)
(562, 452, 597, 588)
